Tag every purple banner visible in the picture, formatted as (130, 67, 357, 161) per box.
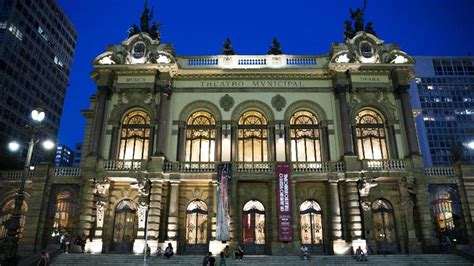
(276, 163, 293, 241)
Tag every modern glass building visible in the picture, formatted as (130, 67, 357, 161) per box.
(54, 144, 74, 167)
(411, 57, 474, 166)
(0, 0, 77, 169)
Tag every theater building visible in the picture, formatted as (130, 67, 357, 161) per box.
(1, 8, 474, 257)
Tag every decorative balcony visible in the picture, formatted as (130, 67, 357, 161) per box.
(365, 159, 406, 171)
(53, 167, 81, 177)
(101, 160, 145, 171)
(425, 167, 456, 177)
(178, 55, 323, 69)
(235, 162, 274, 173)
(164, 162, 217, 173)
(0, 170, 34, 181)
(291, 162, 330, 173)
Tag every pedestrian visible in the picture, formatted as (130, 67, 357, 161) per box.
(208, 252, 216, 266)
(80, 234, 87, 253)
(219, 252, 226, 266)
(202, 252, 210, 266)
(300, 244, 310, 260)
(164, 243, 174, 259)
(234, 245, 244, 260)
(37, 250, 49, 266)
(223, 245, 230, 258)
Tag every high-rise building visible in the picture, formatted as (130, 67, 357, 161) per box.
(54, 144, 74, 167)
(0, 0, 77, 169)
(72, 143, 82, 167)
(411, 57, 474, 166)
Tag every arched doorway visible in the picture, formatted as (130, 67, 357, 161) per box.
(112, 200, 137, 252)
(242, 200, 265, 254)
(51, 188, 78, 241)
(300, 200, 324, 253)
(371, 199, 398, 253)
(0, 198, 28, 239)
(184, 199, 208, 254)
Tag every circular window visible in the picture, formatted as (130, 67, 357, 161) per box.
(132, 42, 146, 59)
(360, 42, 374, 59)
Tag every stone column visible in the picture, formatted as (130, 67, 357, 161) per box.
(155, 84, 172, 157)
(176, 122, 186, 161)
(346, 180, 363, 239)
(231, 124, 238, 161)
(334, 81, 354, 156)
(268, 124, 276, 161)
(167, 181, 180, 240)
(386, 123, 398, 159)
(321, 121, 331, 161)
(109, 125, 119, 159)
(148, 180, 163, 246)
(396, 85, 420, 155)
(215, 125, 222, 161)
(329, 180, 343, 239)
(90, 87, 109, 156)
(211, 181, 218, 239)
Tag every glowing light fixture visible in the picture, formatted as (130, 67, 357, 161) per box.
(42, 139, 55, 150)
(31, 108, 45, 122)
(8, 141, 20, 152)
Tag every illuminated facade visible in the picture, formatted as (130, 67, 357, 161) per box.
(2, 11, 474, 260)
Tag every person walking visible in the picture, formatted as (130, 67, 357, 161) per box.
(36, 250, 49, 266)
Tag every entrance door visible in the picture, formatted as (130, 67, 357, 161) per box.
(371, 199, 398, 254)
(242, 200, 265, 254)
(112, 200, 137, 253)
(300, 200, 324, 254)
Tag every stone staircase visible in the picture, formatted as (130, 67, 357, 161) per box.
(50, 253, 472, 265)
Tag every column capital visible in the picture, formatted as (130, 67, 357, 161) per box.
(159, 83, 172, 98)
(391, 69, 414, 88)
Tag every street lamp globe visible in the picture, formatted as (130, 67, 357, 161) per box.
(31, 108, 45, 122)
(42, 139, 55, 150)
(8, 141, 20, 152)
(468, 141, 474, 150)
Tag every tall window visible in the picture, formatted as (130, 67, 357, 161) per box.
(185, 111, 216, 162)
(118, 110, 151, 160)
(355, 110, 388, 160)
(300, 200, 323, 245)
(52, 189, 77, 235)
(0, 199, 28, 239)
(372, 199, 396, 244)
(242, 200, 265, 244)
(186, 200, 208, 244)
(238, 111, 268, 162)
(113, 200, 137, 252)
(290, 111, 322, 162)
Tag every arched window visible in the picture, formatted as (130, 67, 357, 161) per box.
(0, 198, 28, 239)
(112, 200, 137, 252)
(52, 188, 77, 235)
(186, 200, 208, 244)
(290, 111, 322, 162)
(238, 111, 268, 162)
(242, 200, 265, 244)
(185, 111, 216, 162)
(118, 110, 151, 160)
(355, 110, 388, 160)
(372, 199, 396, 245)
(300, 200, 323, 244)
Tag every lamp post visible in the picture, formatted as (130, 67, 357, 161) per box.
(3, 108, 55, 265)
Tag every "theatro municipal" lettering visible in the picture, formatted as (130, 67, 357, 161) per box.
(199, 80, 304, 88)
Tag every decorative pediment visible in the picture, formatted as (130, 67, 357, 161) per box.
(93, 33, 176, 66)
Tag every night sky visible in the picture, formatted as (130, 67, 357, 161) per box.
(56, 0, 474, 149)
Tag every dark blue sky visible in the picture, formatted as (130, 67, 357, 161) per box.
(56, 0, 474, 149)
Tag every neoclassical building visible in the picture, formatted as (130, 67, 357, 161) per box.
(2, 8, 474, 258)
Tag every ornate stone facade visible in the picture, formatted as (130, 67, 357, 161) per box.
(2, 13, 474, 259)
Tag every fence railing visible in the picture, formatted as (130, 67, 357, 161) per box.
(291, 162, 330, 173)
(235, 162, 274, 172)
(335, 161, 345, 172)
(53, 167, 81, 177)
(178, 55, 322, 69)
(0, 170, 34, 181)
(101, 160, 144, 171)
(164, 162, 217, 173)
(425, 167, 456, 177)
(366, 159, 406, 171)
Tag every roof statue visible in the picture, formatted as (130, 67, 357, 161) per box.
(267, 37, 283, 55)
(127, 0, 162, 41)
(222, 37, 236, 55)
(350, 0, 366, 32)
(345, 0, 377, 40)
(140, 0, 153, 33)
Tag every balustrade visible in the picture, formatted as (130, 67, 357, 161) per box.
(101, 160, 144, 170)
(179, 55, 321, 69)
(366, 159, 406, 171)
(53, 167, 81, 176)
(291, 162, 329, 172)
(425, 167, 455, 177)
